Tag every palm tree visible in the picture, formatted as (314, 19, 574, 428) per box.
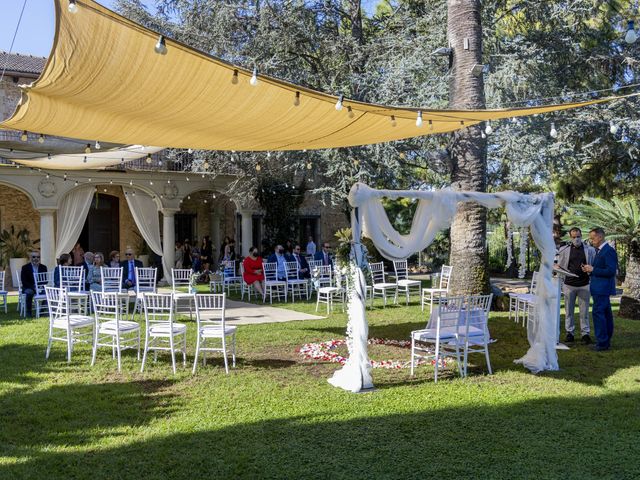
(565, 197, 640, 319)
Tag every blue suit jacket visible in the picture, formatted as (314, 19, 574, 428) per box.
(314, 251, 333, 267)
(266, 253, 292, 264)
(590, 243, 618, 296)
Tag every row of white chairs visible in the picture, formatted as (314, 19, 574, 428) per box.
(44, 287, 235, 374)
(410, 293, 493, 381)
(508, 271, 539, 327)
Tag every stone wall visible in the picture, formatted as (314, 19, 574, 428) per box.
(0, 76, 31, 120)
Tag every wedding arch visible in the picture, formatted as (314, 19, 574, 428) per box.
(328, 183, 558, 393)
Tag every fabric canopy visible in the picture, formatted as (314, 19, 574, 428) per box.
(0, 0, 635, 152)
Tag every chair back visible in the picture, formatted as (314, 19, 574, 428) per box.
(393, 260, 410, 281)
(45, 286, 67, 320)
(171, 268, 192, 292)
(0, 271, 4, 292)
(464, 294, 493, 334)
(141, 293, 174, 329)
(435, 295, 465, 331)
(13, 270, 22, 293)
(439, 265, 453, 291)
(194, 293, 226, 330)
(222, 260, 238, 280)
(284, 261, 301, 281)
(263, 262, 281, 283)
(308, 259, 322, 269)
(530, 271, 540, 294)
(92, 291, 128, 328)
(135, 267, 157, 295)
(34, 271, 50, 295)
(101, 267, 123, 293)
(61, 266, 85, 292)
(316, 265, 333, 287)
(369, 262, 386, 284)
(305, 256, 315, 264)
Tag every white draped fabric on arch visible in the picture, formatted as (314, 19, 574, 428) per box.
(328, 183, 558, 393)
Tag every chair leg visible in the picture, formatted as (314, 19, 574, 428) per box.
(410, 337, 415, 376)
(484, 341, 493, 375)
(232, 334, 236, 367)
(140, 333, 149, 373)
(91, 329, 99, 367)
(463, 340, 469, 377)
(66, 329, 73, 364)
(455, 343, 463, 378)
(136, 330, 141, 361)
(221, 336, 229, 374)
(116, 334, 122, 373)
(183, 334, 187, 366)
(434, 339, 440, 383)
(46, 324, 53, 359)
(192, 334, 200, 374)
(169, 334, 177, 375)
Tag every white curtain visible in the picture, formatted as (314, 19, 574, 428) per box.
(56, 186, 96, 256)
(331, 183, 558, 392)
(123, 187, 167, 274)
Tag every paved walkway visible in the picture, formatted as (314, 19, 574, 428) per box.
(223, 299, 325, 325)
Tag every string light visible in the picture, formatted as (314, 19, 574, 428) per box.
(167, 179, 171, 184)
(212, 194, 216, 199)
(203, 160, 209, 169)
(625, 20, 637, 44)
(250, 67, 258, 86)
(150, 181, 154, 185)
(109, 180, 113, 184)
(187, 148, 193, 154)
(132, 191, 136, 197)
(610, 121, 619, 134)
(335, 94, 344, 111)
(88, 178, 91, 182)
(485, 121, 493, 135)
(204, 199, 208, 204)
(188, 195, 191, 200)
(154, 35, 167, 55)
(129, 180, 133, 186)
(416, 111, 423, 128)
(74, 181, 78, 186)
(85, 144, 91, 154)
(95, 140, 101, 150)
(83, 156, 87, 163)
(390, 115, 397, 127)
(64, 173, 67, 181)
(481, 131, 486, 139)
(38, 134, 45, 144)
(294, 91, 301, 106)
(68, 0, 78, 13)
(231, 70, 239, 85)
(256, 163, 261, 171)
(146, 154, 152, 164)
(46, 173, 50, 179)
(347, 106, 354, 118)
(429, 119, 433, 130)
(186, 177, 190, 181)
(20, 131, 27, 141)
(550, 122, 558, 138)
(267, 152, 271, 158)
(47, 153, 51, 160)
(306, 162, 313, 170)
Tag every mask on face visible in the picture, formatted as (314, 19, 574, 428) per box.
(572, 237, 582, 247)
(278, 249, 284, 254)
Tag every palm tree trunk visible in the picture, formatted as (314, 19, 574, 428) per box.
(619, 247, 640, 319)
(447, 0, 489, 294)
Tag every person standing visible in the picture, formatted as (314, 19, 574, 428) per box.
(581, 228, 618, 351)
(306, 236, 317, 256)
(557, 227, 596, 344)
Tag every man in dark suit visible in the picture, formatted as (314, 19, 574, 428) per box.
(291, 244, 311, 279)
(314, 242, 333, 268)
(121, 247, 143, 290)
(267, 245, 291, 280)
(21, 250, 48, 318)
(81, 251, 94, 291)
(581, 228, 618, 351)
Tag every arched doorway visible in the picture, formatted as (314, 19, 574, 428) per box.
(79, 193, 119, 255)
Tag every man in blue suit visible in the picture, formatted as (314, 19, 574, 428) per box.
(314, 242, 333, 268)
(121, 247, 143, 290)
(267, 245, 291, 281)
(291, 244, 311, 279)
(581, 228, 618, 351)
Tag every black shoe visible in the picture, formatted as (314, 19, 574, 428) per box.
(565, 333, 575, 343)
(581, 335, 592, 345)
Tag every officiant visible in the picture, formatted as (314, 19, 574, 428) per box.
(557, 227, 596, 344)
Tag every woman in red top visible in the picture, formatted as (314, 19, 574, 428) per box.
(242, 246, 265, 298)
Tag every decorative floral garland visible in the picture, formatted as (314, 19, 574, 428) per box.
(299, 338, 447, 370)
(518, 227, 528, 279)
(506, 224, 514, 269)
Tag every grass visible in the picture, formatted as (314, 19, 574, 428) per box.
(0, 287, 639, 479)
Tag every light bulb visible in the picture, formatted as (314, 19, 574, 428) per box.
(335, 94, 344, 111)
(85, 144, 91, 153)
(485, 122, 493, 135)
(83, 156, 87, 163)
(231, 70, 238, 85)
(46, 173, 50, 179)
(550, 123, 558, 138)
(167, 179, 171, 184)
(255, 163, 261, 171)
(48, 153, 51, 159)
(416, 111, 423, 128)
(95, 140, 101, 149)
(481, 131, 486, 139)
(204, 199, 207, 204)
(150, 181, 154, 185)
(88, 178, 91, 182)
(625, 20, 637, 44)
(188, 195, 191, 200)
(64, 174, 67, 181)
(390, 115, 397, 127)
(203, 161, 209, 169)
(610, 121, 619, 135)
(74, 181, 78, 186)
(109, 180, 113, 184)
(347, 106, 354, 118)
(68, 0, 78, 13)
(129, 180, 133, 186)
(132, 191, 136, 196)
(145, 154, 152, 164)
(429, 120, 433, 130)
(267, 151, 271, 158)
(294, 92, 300, 106)
(154, 35, 167, 55)
(187, 148, 193, 154)
(250, 68, 258, 86)
(20, 131, 27, 141)
(186, 177, 190, 181)
(307, 162, 313, 170)
(212, 194, 216, 199)
(38, 134, 45, 144)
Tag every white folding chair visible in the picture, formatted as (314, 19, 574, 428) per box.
(393, 259, 421, 305)
(45, 286, 94, 363)
(91, 291, 140, 372)
(509, 271, 539, 326)
(315, 265, 344, 314)
(263, 262, 287, 303)
(33, 271, 50, 318)
(369, 262, 397, 307)
(171, 268, 194, 320)
(101, 267, 123, 293)
(60, 266, 90, 315)
(421, 265, 453, 312)
(285, 261, 309, 302)
(193, 293, 237, 374)
(14, 270, 26, 317)
(461, 294, 493, 377)
(308, 259, 322, 270)
(222, 261, 242, 294)
(133, 267, 157, 315)
(410, 295, 465, 382)
(0, 271, 7, 313)
(239, 263, 256, 301)
(140, 293, 187, 374)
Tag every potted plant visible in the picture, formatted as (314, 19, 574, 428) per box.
(132, 231, 150, 267)
(0, 226, 39, 288)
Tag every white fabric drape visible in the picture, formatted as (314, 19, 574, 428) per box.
(331, 183, 558, 392)
(123, 187, 167, 275)
(56, 186, 96, 256)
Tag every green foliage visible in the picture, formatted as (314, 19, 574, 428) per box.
(255, 176, 306, 247)
(0, 226, 39, 264)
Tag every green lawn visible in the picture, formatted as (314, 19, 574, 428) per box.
(0, 290, 639, 479)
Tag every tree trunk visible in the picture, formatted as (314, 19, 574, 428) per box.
(447, 0, 489, 294)
(619, 250, 640, 319)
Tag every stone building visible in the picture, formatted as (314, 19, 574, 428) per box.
(0, 51, 347, 285)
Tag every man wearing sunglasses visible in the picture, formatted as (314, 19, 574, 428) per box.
(314, 243, 333, 267)
(20, 251, 48, 318)
(120, 247, 143, 290)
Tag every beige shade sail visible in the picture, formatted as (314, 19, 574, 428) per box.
(0, 0, 636, 152)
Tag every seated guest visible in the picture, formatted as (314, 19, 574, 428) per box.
(53, 253, 72, 288)
(21, 250, 47, 318)
(314, 242, 333, 267)
(82, 252, 95, 291)
(220, 244, 233, 263)
(175, 241, 184, 268)
(108, 250, 121, 268)
(291, 244, 311, 279)
(267, 245, 291, 280)
(120, 247, 143, 290)
(243, 246, 265, 297)
(89, 252, 105, 291)
(191, 252, 203, 273)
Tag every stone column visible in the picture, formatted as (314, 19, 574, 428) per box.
(39, 209, 56, 277)
(239, 210, 253, 258)
(161, 208, 179, 282)
(210, 209, 221, 267)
